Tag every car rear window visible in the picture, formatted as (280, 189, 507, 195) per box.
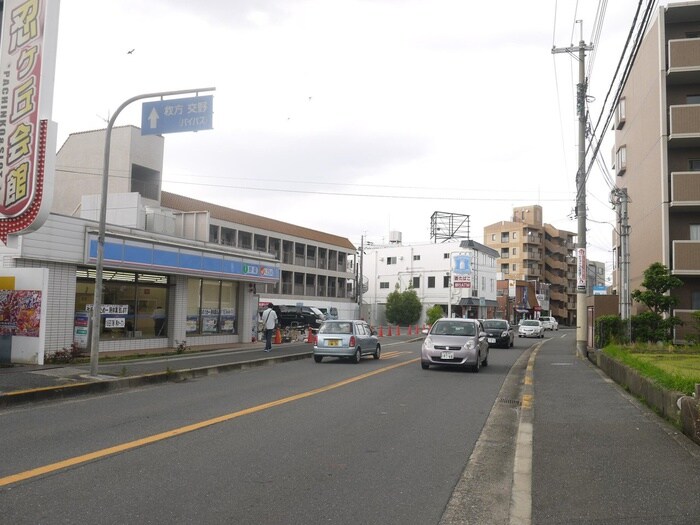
(320, 322, 353, 334)
(522, 320, 539, 326)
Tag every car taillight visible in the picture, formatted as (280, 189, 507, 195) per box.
(349, 336, 356, 347)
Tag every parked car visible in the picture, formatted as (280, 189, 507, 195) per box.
(518, 319, 545, 338)
(275, 305, 324, 329)
(421, 318, 489, 373)
(539, 316, 559, 331)
(482, 319, 514, 348)
(313, 320, 380, 363)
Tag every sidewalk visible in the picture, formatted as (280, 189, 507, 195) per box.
(0, 333, 417, 407)
(532, 339, 700, 524)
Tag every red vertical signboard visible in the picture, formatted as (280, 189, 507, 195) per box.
(0, 0, 60, 243)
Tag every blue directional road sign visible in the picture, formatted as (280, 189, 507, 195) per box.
(141, 95, 213, 135)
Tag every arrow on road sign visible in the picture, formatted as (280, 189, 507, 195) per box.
(148, 107, 159, 129)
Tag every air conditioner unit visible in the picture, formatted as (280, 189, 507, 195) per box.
(379, 257, 384, 262)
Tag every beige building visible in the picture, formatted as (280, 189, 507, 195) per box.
(484, 205, 576, 325)
(611, 3, 700, 341)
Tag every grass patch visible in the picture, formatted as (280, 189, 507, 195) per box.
(603, 344, 700, 395)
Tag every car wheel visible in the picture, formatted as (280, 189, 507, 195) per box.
(421, 361, 430, 370)
(352, 348, 362, 364)
(373, 344, 381, 359)
(313, 355, 323, 363)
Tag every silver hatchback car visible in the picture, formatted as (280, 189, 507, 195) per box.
(421, 318, 489, 373)
(313, 320, 381, 363)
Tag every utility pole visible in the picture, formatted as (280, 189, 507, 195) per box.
(612, 187, 631, 341)
(552, 22, 593, 358)
(358, 234, 364, 318)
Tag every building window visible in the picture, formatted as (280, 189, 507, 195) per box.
(491, 233, 496, 241)
(501, 233, 509, 243)
(443, 275, 450, 287)
(690, 159, 700, 171)
(413, 254, 421, 261)
(512, 232, 518, 240)
(412, 276, 420, 288)
(512, 247, 518, 256)
(379, 282, 390, 289)
(387, 257, 397, 265)
(75, 269, 169, 340)
(512, 263, 517, 271)
(615, 97, 626, 129)
(501, 263, 509, 274)
(444, 253, 449, 259)
(691, 224, 700, 240)
(692, 291, 700, 310)
(616, 146, 627, 176)
(687, 94, 700, 104)
(428, 276, 435, 288)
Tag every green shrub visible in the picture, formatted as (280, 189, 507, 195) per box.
(595, 315, 623, 347)
(426, 305, 444, 326)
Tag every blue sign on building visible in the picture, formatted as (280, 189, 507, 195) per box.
(141, 95, 213, 135)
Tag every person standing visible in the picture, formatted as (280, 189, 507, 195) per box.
(261, 303, 278, 352)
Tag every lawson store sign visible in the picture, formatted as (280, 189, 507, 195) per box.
(86, 234, 280, 282)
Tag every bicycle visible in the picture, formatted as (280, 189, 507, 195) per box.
(175, 340, 190, 354)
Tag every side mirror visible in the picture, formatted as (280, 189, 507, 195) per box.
(421, 328, 429, 335)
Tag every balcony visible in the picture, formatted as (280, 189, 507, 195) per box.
(672, 241, 700, 274)
(670, 171, 700, 209)
(669, 104, 700, 148)
(667, 38, 700, 85)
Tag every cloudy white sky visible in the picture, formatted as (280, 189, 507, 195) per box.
(52, 0, 665, 277)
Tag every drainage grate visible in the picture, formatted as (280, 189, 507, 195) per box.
(498, 398, 522, 406)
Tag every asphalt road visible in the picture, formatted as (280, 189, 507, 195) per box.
(0, 338, 526, 524)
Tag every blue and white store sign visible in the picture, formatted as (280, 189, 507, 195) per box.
(86, 234, 280, 282)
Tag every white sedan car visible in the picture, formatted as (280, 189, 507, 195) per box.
(518, 319, 545, 338)
(539, 316, 559, 331)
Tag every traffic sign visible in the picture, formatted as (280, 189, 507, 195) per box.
(141, 95, 213, 135)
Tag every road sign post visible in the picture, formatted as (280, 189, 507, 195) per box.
(89, 87, 215, 377)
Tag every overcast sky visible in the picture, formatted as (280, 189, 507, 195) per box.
(52, 1, 666, 280)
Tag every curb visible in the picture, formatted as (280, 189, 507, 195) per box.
(0, 351, 311, 409)
(588, 349, 700, 446)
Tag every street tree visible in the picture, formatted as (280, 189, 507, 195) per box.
(385, 286, 422, 326)
(631, 262, 683, 342)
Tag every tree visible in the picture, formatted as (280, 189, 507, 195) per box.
(630, 262, 683, 342)
(385, 287, 422, 326)
(426, 305, 444, 326)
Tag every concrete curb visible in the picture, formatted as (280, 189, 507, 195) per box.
(587, 349, 700, 446)
(0, 352, 311, 409)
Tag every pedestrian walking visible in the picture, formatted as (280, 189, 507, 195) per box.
(261, 303, 278, 352)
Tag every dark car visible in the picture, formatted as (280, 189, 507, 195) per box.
(273, 305, 323, 329)
(482, 319, 514, 348)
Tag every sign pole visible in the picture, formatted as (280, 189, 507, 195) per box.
(89, 87, 215, 377)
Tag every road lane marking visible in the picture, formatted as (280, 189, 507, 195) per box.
(0, 357, 419, 488)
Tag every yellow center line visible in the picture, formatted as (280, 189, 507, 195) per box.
(0, 357, 419, 488)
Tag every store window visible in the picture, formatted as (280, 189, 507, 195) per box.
(75, 268, 169, 340)
(186, 278, 239, 335)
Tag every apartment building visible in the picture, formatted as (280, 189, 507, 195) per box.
(611, 3, 700, 342)
(484, 205, 576, 325)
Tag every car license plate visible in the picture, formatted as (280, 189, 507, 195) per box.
(327, 339, 340, 347)
(488, 338, 496, 344)
(441, 351, 454, 359)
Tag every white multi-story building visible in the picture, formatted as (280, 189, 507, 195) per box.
(361, 235, 499, 326)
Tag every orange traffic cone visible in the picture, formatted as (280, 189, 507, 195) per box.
(416, 324, 420, 333)
(397, 325, 401, 336)
(387, 325, 392, 336)
(408, 325, 412, 335)
(274, 327, 282, 344)
(378, 326, 383, 337)
(306, 327, 316, 344)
